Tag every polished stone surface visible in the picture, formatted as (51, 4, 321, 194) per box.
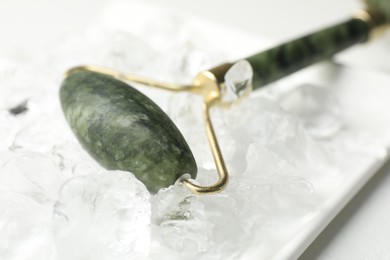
(60, 71, 197, 193)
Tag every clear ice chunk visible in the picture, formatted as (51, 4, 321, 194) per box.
(223, 60, 253, 103)
(278, 84, 342, 138)
(0, 151, 63, 204)
(0, 191, 56, 260)
(53, 171, 151, 260)
(151, 185, 248, 259)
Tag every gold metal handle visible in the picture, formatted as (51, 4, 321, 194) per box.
(66, 65, 201, 93)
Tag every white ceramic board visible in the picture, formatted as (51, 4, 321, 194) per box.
(2, 1, 390, 259)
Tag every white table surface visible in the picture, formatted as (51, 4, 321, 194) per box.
(1, 0, 390, 259)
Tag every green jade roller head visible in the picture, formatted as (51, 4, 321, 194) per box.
(60, 1, 390, 195)
(60, 71, 197, 194)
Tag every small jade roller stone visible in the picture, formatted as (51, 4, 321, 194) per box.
(60, 71, 197, 193)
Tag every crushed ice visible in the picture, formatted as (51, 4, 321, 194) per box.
(0, 2, 384, 260)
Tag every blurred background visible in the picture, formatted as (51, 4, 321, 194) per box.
(0, 0, 361, 61)
(1, 0, 390, 259)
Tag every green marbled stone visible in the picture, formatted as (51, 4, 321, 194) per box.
(366, 0, 390, 22)
(60, 71, 197, 193)
(246, 18, 371, 89)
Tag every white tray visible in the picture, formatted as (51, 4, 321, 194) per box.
(2, 2, 390, 259)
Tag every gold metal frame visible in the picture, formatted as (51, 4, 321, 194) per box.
(67, 65, 238, 195)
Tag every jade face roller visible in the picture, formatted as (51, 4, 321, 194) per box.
(60, 0, 390, 195)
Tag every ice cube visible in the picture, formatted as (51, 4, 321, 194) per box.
(0, 191, 56, 260)
(151, 184, 247, 259)
(53, 171, 151, 260)
(223, 60, 253, 103)
(278, 84, 342, 138)
(0, 151, 63, 204)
